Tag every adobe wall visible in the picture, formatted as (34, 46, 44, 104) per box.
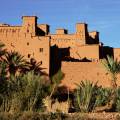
(61, 62, 120, 89)
(50, 34, 86, 48)
(114, 48, 120, 61)
(22, 16, 37, 36)
(70, 45, 100, 61)
(0, 26, 50, 74)
(1, 16, 119, 78)
(0, 26, 21, 37)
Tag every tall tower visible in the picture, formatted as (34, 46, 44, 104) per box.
(76, 23, 88, 45)
(22, 16, 37, 36)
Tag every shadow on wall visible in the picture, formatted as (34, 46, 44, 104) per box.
(100, 46, 114, 59)
(87, 36, 99, 44)
(50, 46, 92, 76)
(63, 56, 91, 62)
(36, 27, 46, 36)
(50, 45, 70, 76)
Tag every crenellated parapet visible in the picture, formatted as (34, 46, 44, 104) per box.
(0, 15, 115, 77)
(0, 26, 21, 37)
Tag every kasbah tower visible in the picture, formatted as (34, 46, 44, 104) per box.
(1, 16, 120, 89)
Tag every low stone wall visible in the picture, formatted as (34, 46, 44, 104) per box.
(61, 61, 120, 89)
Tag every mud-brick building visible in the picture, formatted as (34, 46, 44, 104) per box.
(0, 16, 120, 89)
(0, 16, 50, 74)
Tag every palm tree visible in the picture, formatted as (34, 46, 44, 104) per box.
(102, 55, 120, 89)
(95, 55, 120, 112)
(0, 42, 7, 81)
(27, 58, 46, 75)
(3, 51, 27, 77)
(0, 42, 6, 60)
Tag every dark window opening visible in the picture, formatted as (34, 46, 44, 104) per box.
(27, 29, 29, 33)
(28, 54, 31, 58)
(27, 42, 29, 46)
(39, 48, 43, 52)
(40, 61, 42, 64)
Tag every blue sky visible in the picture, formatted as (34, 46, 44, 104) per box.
(0, 0, 120, 47)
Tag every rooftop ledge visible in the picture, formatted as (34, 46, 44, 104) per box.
(22, 16, 38, 19)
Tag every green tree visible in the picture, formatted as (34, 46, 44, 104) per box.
(98, 55, 120, 111)
(4, 51, 27, 77)
(75, 80, 98, 112)
(42, 70, 65, 112)
(0, 71, 50, 112)
(102, 55, 120, 89)
(0, 42, 6, 79)
(50, 69, 64, 97)
(27, 58, 46, 75)
(0, 42, 6, 60)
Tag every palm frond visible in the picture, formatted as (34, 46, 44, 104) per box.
(102, 55, 120, 74)
(3, 51, 27, 76)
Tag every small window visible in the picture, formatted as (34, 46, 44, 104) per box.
(40, 61, 42, 65)
(39, 48, 43, 52)
(27, 29, 29, 33)
(28, 54, 31, 58)
(27, 42, 29, 46)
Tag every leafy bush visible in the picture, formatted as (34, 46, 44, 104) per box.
(0, 71, 50, 113)
(115, 87, 120, 112)
(94, 87, 111, 107)
(74, 80, 99, 112)
(74, 80, 117, 113)
(51, 69, 64, 85)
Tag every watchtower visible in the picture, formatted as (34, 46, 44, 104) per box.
(76, 23, 88, 45)
(22, 16, 37, 36)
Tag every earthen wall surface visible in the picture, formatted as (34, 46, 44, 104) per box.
(61, 62, 120, 89)
(0, 21, 50, 74)
(70, 45, 99, 60)
(1, 16, 120, 88)
(50, 34, 86, 48)
(114, 48, 120, 61)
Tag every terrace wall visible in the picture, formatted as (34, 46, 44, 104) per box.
(61, 62, 120, 89)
